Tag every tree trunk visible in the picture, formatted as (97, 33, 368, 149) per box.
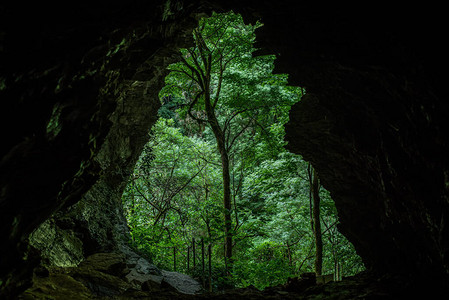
(187, 246, 190, 272)
(204, 89, 233, 271)
(173, 247, 177, 271)
(201, 238, 205, 288)
(193, 238, 196, 268)
(311, 167, 323, 275)
(208, 243, 212, 292)
(287, 241, 292, 266)
(220, 148, 233, 269)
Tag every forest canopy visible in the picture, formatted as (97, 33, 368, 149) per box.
(122, 11, 364, 290)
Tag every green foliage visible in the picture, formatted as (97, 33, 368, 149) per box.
(122, 11, 364, 291)
(233, 240, 296, 289)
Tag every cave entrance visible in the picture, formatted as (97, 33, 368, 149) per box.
(121, 11, 363, 291)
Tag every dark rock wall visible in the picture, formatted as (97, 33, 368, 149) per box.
(0, 1, 199, 295)
(29, 80, 163, 266)
(273, 2, 449, 287)
(1, 0, 448, 297)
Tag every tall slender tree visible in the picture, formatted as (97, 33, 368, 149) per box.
(161, 12, 298, 270)
(309, 165, 323, 275)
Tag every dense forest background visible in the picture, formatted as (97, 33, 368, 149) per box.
(121, 12, 364, 290)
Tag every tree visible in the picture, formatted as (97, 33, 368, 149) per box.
(309, 165, 323, 275)
(160, 12, 300, 270)
(122, 118, 222, 267)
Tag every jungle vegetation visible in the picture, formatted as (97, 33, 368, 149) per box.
(122, 11, 364, 291)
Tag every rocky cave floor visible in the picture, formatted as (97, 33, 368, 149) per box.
(18, 252, 422, 299)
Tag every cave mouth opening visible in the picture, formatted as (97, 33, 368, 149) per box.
(121, 11, 364, 291)
(2, 2, 448, 299)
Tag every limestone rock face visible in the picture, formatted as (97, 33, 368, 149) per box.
(29, 219, 84, 268)
(21, 252, 201, 299)
(30, 80, 165, 261)
(1, 0, 448, 298)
